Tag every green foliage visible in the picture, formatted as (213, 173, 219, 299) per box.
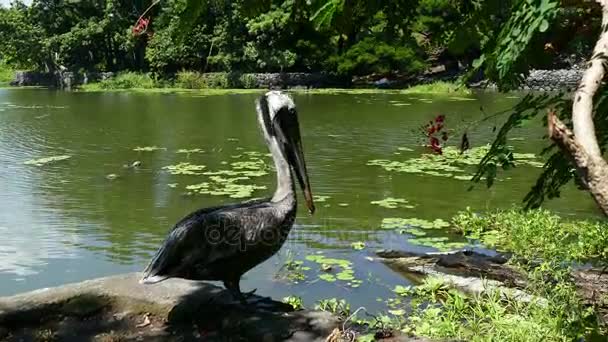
(452, 207, 608, 263)
(282, 295, 304, 310)
(174, 70, 207, 89)
(92, 72, 158, 90)
(401, 81, 471, 95)
(472, 0, 560, 90)
(315, 298, 351, 319)
(0, 59, 15, 83)
(366, 209, 608, 341)
(334, 37, 426, 76)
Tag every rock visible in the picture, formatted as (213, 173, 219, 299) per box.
(0, 273, 340, 341)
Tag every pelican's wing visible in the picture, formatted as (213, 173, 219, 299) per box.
(140, 198, 270, 283)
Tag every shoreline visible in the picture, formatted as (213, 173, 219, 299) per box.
(7, 68, 583, 93)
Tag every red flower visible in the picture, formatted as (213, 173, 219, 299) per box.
(429, 137, 442, 154)
(435, 115, 445, 123)
(132, 17, 150, 36)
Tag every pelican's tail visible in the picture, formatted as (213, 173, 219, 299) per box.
(140, 232, 180, 285)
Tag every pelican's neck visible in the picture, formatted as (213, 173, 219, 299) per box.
(268, 139, 295, 204)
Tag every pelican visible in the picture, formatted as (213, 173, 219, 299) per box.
(140, 91, 315, 303)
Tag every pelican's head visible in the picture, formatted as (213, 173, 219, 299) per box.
(256, 91, 315, 214)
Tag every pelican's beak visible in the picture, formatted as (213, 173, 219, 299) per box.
(291, 138, 315, 215)
(273, 108, 315, 214)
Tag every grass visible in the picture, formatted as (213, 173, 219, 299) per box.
(0, 60, 15, 83)
(401, 81, 472, 95)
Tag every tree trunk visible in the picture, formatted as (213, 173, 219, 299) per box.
(548, 0, 608, 216)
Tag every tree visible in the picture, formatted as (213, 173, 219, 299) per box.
(470, 0, 608, 216)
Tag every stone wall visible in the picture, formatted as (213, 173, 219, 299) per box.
(519, 68, 584, 92)
(11, 71, 115, 90)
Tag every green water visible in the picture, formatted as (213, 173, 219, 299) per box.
(0, 88, 599, 310)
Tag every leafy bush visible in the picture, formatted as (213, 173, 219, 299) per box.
(174, 70, 206, 89)
(199, 73, 230, 88)
(402, 81, 471, 95)
(94, 72, 158, 90)
(174, 71, 259, 89)
(452, 208, 608, 263)
(238, 73, 258, 89)
(334, 38, 426, 76)
(0, 59, 15, 83)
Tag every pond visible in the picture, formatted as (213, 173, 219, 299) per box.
(0, 88, 599, 312)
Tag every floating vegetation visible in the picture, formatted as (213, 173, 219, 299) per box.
(282, 296, 304, 310)
(368, 145, 543, 180)
(167, 183, 178, 188)
(338, 203, 350, 207)
(390, 102, 412, 106)
(398, 227, 427, 236)
(408, 236, 468, 251)
(447, 97, 476, 101)
(313, 195, 331, 202)
(176, 148, 204, 154)
(276, 259, 310, 283)
(381, 217, 450, 230)
(397, 147, 414, 152)
(24, 155, 71, 166)
(133, 146, 165, 152)
(158, 151, 271, 199)
(306, 254, 362, 288)
(381, 217, 466, 251)
(371, 197, 416, 209)
(351, 241, 366, 250)
(162, 162, 206, 175)
(186, 181, 266, 199)
(231, 159, 267, 170)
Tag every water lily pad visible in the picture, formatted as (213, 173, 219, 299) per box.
(314, 195, 331, 203)
(367, 145, 544, 181)
(24, 155, 71, 166)
(351, 241, 366, 250)
(381, 217, 450, 230)
(319, 274, 336, 282)
(176, 148, 204, 154)
(408, 237, 468, 251)
(163, 162, 206, 175)
(133, 146, 165, 152)
(336, 271, 355, 281)
(371, 197, 416, 209)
